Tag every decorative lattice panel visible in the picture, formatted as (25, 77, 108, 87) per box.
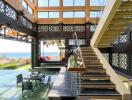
(38, 25, 49, 32)
(20, 16, 32, 29)
(48, 25, 60, 32)
(113, 38, 119, 44)
(38, 25, 60, 32)
(119, 34, 127, 43)
(5, 5, 16, 20)
(26, 20, 32, 29)
(63, 25, 74, 32)
(119, 53, 127, 70)
(0, 0, 16, 20)
(0, 0, 4, 13)
(74, 25, 85, 32)
(112, 53, 119, 67)
(113, 34, 127, 44)
(103, 53, 109, 62)
(90, 25, 96, 32)
(69, 39, 86, 45)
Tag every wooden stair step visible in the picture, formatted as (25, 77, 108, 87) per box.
(81, 47, 93, 49)
(84, 60, 101, 63)
(81, 50, 95, 52)
(82, 55, 97, 58)
(85, 66, 103, 69)
(78, 89, 121, 99)
(78, 94, 121, 99)
(83, 59, 100, 62)
(78, 75, 110, 80)
(82, 52, 95, 54)
(78, 82, 115, 89)
(83, 57, 99, 60)
(78, 79, 111, 83)
(85, 67, 104, 70)
(82, 69, 106, 73)
(84, 64, 103, 66)
(82, 54, 96, 56)
(85, 65, 103, 68)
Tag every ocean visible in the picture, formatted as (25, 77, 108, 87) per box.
(0, 52, 60, 58)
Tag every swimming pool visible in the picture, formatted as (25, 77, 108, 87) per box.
(0, 70, 30, 87)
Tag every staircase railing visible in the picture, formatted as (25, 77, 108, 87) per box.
(93, 47, 131, 100)
(67, 32, 86, 71)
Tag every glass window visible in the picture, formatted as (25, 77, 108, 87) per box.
(38, 12, 48, 18)
(74, 11, 85, 18)
(90, 0, 106, 6)
(63, 12, 73, 18)
(49, 0, 59, 6)
(63, 0, 74, 6)
(74, 0, 85, 6)
(28, 6, 33, 14)
(30, 0, 34, 3)
(49, 12, 59, 18)
(90, 11, 102, 18)
(38, 0, 48, 7)
(22, 0, 27, 9)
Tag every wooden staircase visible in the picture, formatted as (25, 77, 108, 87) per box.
(77, 47, 122, 100)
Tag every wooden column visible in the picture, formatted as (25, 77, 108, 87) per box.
(85, 0, 90, 21)
(59, 0, 63, 22)
(34, 0, 37, 21)
(65, 38, 69, 66)
(31, 37, 40, 68)
(85, 23, 91, 46)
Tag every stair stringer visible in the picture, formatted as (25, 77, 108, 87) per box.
(92, 47, 131, 100)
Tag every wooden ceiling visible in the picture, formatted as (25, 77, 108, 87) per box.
(4, 0, 103, 24)
(91, 0, 132, 48)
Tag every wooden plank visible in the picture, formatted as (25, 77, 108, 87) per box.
(37, 6, 104, 11)
(67, 67, 87, 72)
(37, 18, 98, 24)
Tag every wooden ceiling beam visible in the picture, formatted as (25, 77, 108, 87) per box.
(37, 6, 104, 12)
(37, 18, 98, 24)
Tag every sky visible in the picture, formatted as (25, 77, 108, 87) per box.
(0, 39, 31, 53)
(0, 39, 59, 53)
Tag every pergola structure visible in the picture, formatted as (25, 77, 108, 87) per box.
(0, 0, 103, 67)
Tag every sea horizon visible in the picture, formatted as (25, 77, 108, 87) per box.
(0, 52, 60, 59)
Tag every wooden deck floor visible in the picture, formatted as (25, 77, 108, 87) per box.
(48, 67, 77, 100)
